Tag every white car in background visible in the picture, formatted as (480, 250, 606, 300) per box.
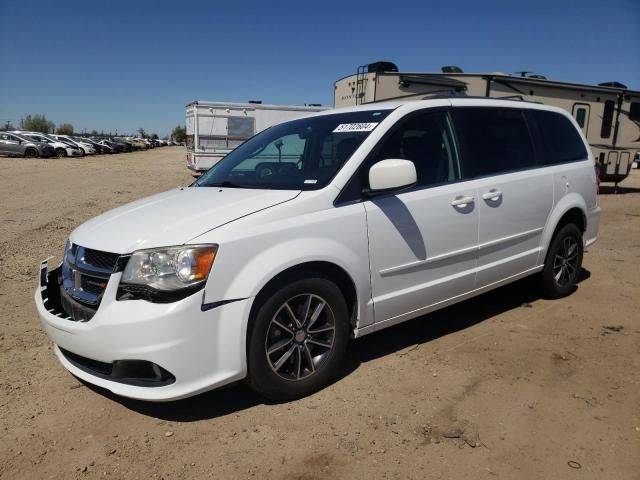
(14, 132, 83, 158)
(52, 135, 96, 155)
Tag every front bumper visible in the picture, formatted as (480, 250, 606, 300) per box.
(67, 148, 83, 157)
(35, 259, 251, 401)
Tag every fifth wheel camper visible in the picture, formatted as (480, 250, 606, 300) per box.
(334, 62, 640, 186)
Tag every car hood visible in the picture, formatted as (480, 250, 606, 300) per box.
(70, 187, 300, 253)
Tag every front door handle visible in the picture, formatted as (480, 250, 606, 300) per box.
(451, 195, 475, 207)
(481, 189, 503, 201)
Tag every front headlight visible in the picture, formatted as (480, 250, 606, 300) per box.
(119, 245, 217, 302)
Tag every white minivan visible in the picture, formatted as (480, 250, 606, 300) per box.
(36, 98, 600, 401)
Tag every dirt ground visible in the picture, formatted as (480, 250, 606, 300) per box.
(0, 147, 638, 479)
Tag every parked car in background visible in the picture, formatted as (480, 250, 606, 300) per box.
(97, 139, 125, 153)
(69, 137, 98, 155)
(10, 131, 83, 158)
(0, 132, 55, 158)
(51, 135, 95, 156)
(112, 138, 135, 152)
(124, 138, 147, 150)
(78, 137, 113, 154)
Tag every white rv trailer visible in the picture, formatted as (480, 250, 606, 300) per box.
(185, 101, 327, 173)
(334, 62, 640, 185)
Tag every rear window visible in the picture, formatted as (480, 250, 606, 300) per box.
(451, 109, 535, 177)
(531, 110, 588, 164)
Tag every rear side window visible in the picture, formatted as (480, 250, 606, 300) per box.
(531, 110, 588, 164)
(451, 109, 535, 177)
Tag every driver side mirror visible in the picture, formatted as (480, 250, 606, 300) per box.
(368, 159, 417, 193)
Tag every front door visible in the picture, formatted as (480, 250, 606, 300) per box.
(364, 110, 479, 324)
(0, 133, 22, 156)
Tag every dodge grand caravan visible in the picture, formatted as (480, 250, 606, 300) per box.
(36, 98, 600, 401)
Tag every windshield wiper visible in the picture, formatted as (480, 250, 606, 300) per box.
(204, 180, 251, 189)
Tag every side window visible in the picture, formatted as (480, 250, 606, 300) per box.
(575, 107, 586, 128)
(451, 109, 535, 177)
(531, 110, 588, 164)
(0, 134, 8, 141)
(368, 110, 461, 187)
(320, 132, 361, 168)
(601, 100, 615, 139)
(630, 102, 640, 122)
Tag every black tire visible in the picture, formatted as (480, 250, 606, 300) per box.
(247, 276, 350, 401)
(24, 148, 39, 158)
(541, 223, 583, 299)
(55, 148, 67, 158)
(80, 148, 86, 156)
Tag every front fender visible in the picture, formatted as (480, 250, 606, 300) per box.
(219, 238, 372, 328)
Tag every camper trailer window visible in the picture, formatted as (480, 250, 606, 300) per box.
(186, 135, 194, 149)
(630, 103, 640, 122)
(452, 109, 535, 177)
(228, 117, 255, 139)
(601, 100, 615, 139)
(531, 110, 588, 164)
(575, 108, 587, 128)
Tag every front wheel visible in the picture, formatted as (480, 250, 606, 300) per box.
(24, 148, 39, 158)
(55, 148, 67, 158)
(541, 223, 584, 299)
(247, 277, 350, 401)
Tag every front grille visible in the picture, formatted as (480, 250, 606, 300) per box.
(83, 248, 119, 271)
(80, 275, 107, 295)
(60, 243, 121, 321)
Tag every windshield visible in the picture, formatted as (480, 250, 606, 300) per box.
(194, 109, 391, 190)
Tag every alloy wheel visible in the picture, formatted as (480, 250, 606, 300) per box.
(553, 236, 579, 286)
(265, 294, 335, 381)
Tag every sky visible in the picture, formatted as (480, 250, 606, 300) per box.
(1, 0, 638, 137)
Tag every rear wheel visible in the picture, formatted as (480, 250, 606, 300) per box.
(24, 148, 39, 158)
(55, 148, 67, 158)
(541, 223, 583, 298)
(247, 277, 349, 401)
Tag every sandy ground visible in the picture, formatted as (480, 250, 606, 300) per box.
(0, 147, 638, 479)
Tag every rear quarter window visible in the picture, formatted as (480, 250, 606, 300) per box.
(530, 110, 588, 164)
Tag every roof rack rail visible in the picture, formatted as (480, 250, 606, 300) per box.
(368, 88, 467, 104)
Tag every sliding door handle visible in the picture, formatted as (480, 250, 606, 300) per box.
(481, 189, 503, 201)
(451, 195, 475, 207)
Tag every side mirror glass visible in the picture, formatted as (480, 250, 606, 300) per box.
(368, 159, 417, 193)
